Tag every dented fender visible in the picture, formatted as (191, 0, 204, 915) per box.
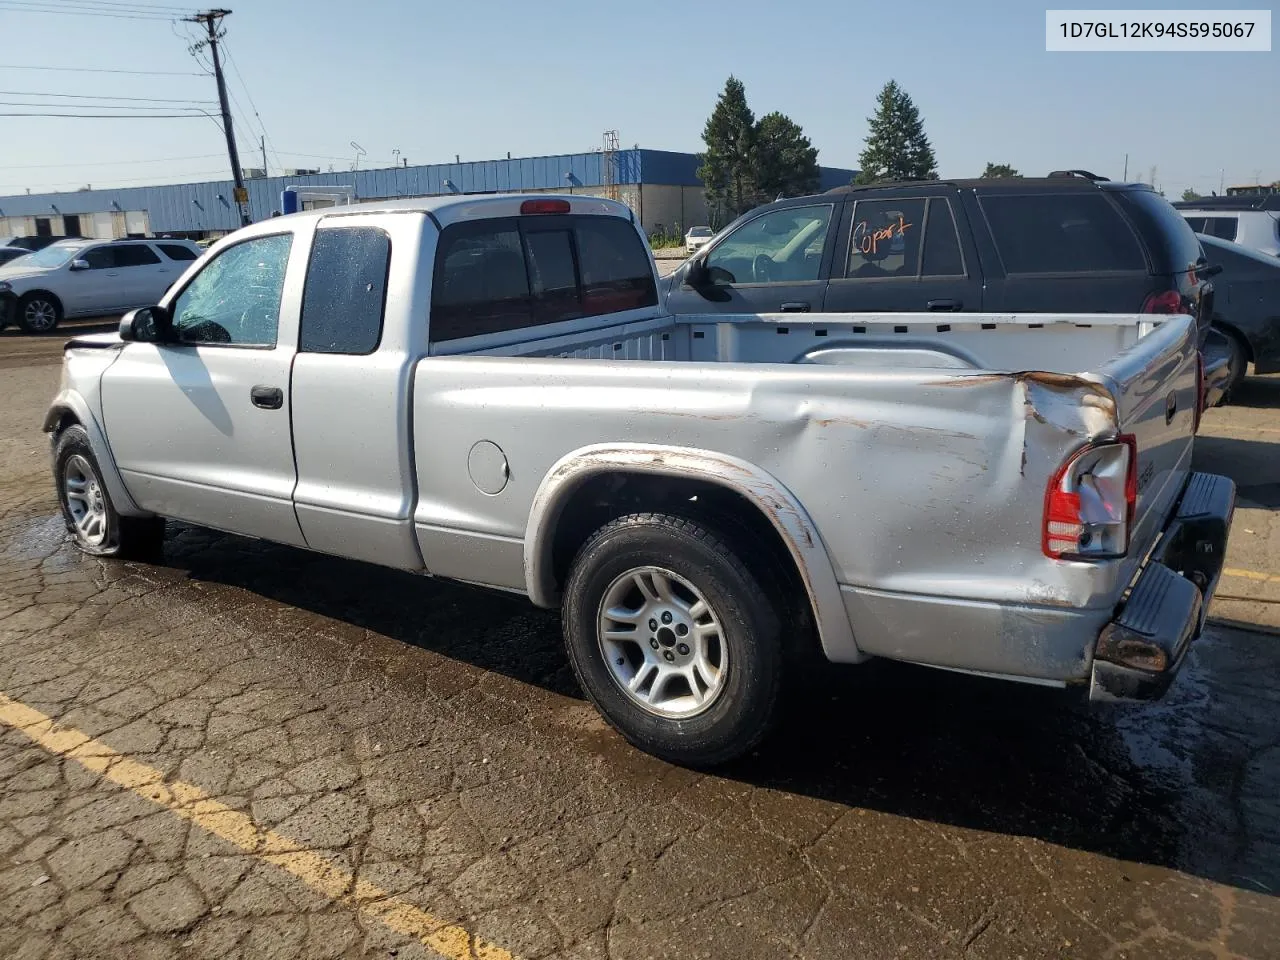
(523, 443, 865, 664)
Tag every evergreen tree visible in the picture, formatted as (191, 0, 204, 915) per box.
(697, 76, 757, 227)
(1181, 187, 1202, 201)
(980, 162, 1021, 179)
(855, 80, 938, 184)
(754, 112, 821, 200)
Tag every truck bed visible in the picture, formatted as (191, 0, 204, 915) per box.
(408, 309, 1199, 681)
(442, 310, 1164, 377)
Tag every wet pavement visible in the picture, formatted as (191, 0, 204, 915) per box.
(1, 354, 1278, 959)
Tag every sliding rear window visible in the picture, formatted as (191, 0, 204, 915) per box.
(430, 214, 656, 342)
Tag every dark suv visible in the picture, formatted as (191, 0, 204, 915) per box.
(666, 173, 1215, 343)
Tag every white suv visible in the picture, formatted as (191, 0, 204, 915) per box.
(1177, 204, 1280, 258)
(0, 238, 202, 333)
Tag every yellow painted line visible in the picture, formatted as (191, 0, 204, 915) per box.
(1223, 567, 1280, 584)
(0, 692, 517, 960)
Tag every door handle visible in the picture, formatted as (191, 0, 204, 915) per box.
(927, 299, 962, 311)
(780, 301, 811, 313)
(250, 385, 283, 410)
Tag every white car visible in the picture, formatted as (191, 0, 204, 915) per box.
(1177, 202, 1280, 258)
(685, 225, 713, 253)
(0, 238, 201, 333)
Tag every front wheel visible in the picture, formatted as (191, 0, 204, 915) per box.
(563, 513, 783, 767)
(17, 293, 62, 334)
(54, 425, 165, 558)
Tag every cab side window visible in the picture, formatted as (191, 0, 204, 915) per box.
(170, 233, 293, 347)
(704, 204, 832, 285)
(299, 227, 392, 355)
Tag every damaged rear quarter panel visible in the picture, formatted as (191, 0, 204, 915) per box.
(410, 357, 1123, 619)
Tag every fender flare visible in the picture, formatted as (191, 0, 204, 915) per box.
(523, 442, 863, 664)
(43, 390, 148, 518)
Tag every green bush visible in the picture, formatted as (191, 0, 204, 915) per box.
(648, 230, 685, 250)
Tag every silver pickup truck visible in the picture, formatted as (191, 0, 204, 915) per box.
(44, 194, 1235, 766)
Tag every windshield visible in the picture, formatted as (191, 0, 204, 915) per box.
(689, 227, 712, 237)
(23, 243, 82, 268)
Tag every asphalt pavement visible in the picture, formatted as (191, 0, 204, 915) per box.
(1, 333, 1278, 960)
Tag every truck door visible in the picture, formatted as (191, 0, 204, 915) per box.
(823, 192, 983, 315)
(100, 229, 307, 546)
(665, 201, 838, 315)
(287, 213, 424, 571)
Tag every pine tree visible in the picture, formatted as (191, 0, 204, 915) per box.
(855, 80, 938, 184)
(697, 76, 757, 227)
(754, 112, 821, 200)
(980, 162, 1021, 179)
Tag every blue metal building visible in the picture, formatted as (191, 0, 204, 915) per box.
(0, 148, 856, 239)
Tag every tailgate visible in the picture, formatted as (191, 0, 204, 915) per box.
(1095, 314, 1201, 563)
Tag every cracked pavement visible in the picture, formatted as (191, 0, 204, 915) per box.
(2, 339, 1279, 959)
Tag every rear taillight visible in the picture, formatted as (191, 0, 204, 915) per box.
(1193, 350, 1205, 433)
(1043, 436, 1138, 560)
(1141, 290, 1183, 314)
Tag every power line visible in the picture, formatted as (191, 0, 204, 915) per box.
(0, 0, 191, 19)
(0, 101, 213, 111)
(0, 64, 207, 77)
(0, 153, 223, 170)
(0, 169, 232, 190)
(0, 4, 185, 22)
(221, 40, 283, 176)
(0, 89, 216, 104)
(0, 111, 211, 118)
(13, 0, 193, 10)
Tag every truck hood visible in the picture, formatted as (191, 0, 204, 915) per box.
(65, 331, 123, 350)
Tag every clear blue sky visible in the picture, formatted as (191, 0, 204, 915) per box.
(0, 0, 1275, 198)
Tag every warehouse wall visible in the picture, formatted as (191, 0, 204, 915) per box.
(0, 148, 853, 237)
(636, 185, 708, 237)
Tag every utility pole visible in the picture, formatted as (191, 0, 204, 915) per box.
(185, 9, 250, 227)
(261, 135, 267, 177)
(1123, 154, 1128, 180)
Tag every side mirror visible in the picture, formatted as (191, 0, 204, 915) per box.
(69, 259, 90, 271)
(685, 256, 710, 288)
(119, 306, 166, 343)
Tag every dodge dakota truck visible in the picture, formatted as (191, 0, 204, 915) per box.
(44, 194, 1235, 766)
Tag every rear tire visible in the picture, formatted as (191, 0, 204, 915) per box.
(562, 513, 783, 767)
(1220, 330, 1249, 404)
(54, 425, 165, 559)
(17, 292, 62, 334)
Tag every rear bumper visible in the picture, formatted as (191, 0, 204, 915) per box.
(1089, 472, 1235, 701)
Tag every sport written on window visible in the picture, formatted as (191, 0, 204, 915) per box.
(844, 198, 967, 279)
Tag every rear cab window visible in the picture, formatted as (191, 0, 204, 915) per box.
(979, 192, 1146, 274)
(430, 214, 656, 343)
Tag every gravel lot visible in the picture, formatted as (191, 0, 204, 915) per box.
(2, 324, 1278, 960)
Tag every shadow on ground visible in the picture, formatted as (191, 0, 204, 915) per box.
(1226, 374, 1280, 411)
(156, 521, 1280, 898)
